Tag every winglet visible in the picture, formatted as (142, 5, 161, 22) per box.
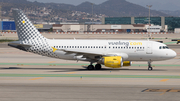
(52, 47, 57, 52)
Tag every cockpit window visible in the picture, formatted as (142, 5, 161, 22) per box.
(159, 46, 169, 49)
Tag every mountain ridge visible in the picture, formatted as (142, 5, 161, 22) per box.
(0, 0, 172, 23)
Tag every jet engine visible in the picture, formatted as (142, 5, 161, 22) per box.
(98, 56, 123, 68)
(123, 61, 132, 66)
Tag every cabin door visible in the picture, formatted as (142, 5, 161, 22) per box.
(146, 42, 152, 54)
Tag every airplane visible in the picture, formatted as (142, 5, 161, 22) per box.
(8, 9, 177, 71)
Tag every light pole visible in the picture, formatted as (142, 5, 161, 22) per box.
(91, 3, 94, 32)
(146, 5, 152, 25)
(146, 5, 152, 39)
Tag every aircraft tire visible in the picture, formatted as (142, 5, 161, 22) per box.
(87, 65, 94, 70)
(148, 67, 153, 71)
(95, 64, 102, 70)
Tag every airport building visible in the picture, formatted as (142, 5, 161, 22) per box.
(0, 21, 16, 31)
(52, 24, 166, 33)
(102, 17, 180, 31)
(34, 24, 52, 32)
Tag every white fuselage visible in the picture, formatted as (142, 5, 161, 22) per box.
(48, 39, 176, 62)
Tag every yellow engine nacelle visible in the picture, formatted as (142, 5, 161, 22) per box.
(100, 56, 123, 68)
(123, 61, 132, 66)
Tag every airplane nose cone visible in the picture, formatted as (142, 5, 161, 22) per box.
(170, 50, 177, 58)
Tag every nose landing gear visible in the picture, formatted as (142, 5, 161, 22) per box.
(148, 61, 153, 71)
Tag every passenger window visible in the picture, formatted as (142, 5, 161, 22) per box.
(137, 47, 139, 49)
(129, 47, 131, 49)
(163, 46, 166, 49)
(94, 46, 96, 48)
(77, 46, 79, 48)
(70, 46, 71, 48)
(64, 46, 66, 48)
(132, 47, 133, 49)
(109, 47, 111, 48)
(80, 46, 82, 48)
(62, 46, 63, 48)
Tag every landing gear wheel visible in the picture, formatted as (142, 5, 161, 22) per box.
(87, 65, 94, 70)
(148, 61, 153, 71)
(148, 67, 153, 71)
(95, 64, 102, 70)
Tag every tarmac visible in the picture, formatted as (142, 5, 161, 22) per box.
(0, 34, 180, 101)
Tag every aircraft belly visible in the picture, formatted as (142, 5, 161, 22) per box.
(54, 51, 76, 60)
(128, 52, 157, 61)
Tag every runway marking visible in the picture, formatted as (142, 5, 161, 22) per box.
(160, 88, 174, 95)
(66, 72, 76, 74)
(30, 77, 44, 80)
(1, 74, 180, 79)
(142, 88, 180, 94)
(160, 79, 169, 82)
(48, 61, 56, 63)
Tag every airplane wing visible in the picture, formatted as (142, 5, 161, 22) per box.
(52, 47, 104, 60)
(51, 47, 129, 60)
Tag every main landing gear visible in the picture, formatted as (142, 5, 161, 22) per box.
(148, 61, 153, 71)
(87, 63, 102, 70)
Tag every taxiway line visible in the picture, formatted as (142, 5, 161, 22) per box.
(160, 79, 169, 82)
(30, 77, 44, 80)
(0, 74, 180, 79)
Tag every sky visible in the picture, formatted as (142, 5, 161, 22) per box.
(28, 0, 180, 11)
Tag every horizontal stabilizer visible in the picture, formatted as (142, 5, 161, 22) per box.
(8, 41, 32, 51)
(8, 41, 32, 47)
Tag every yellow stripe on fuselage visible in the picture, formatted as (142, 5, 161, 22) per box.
(52, 47, 57, 52)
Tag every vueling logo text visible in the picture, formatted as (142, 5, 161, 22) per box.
(108, 41, 142, 46)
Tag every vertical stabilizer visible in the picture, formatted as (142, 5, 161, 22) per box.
(13, 9, 46, 41)
(12, 9, 56, 57)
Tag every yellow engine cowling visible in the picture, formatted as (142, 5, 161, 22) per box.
(103, 56, 123, 68)
(123, 61, 132, 66)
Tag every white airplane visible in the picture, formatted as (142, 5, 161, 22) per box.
(9, 9, 177, 70)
